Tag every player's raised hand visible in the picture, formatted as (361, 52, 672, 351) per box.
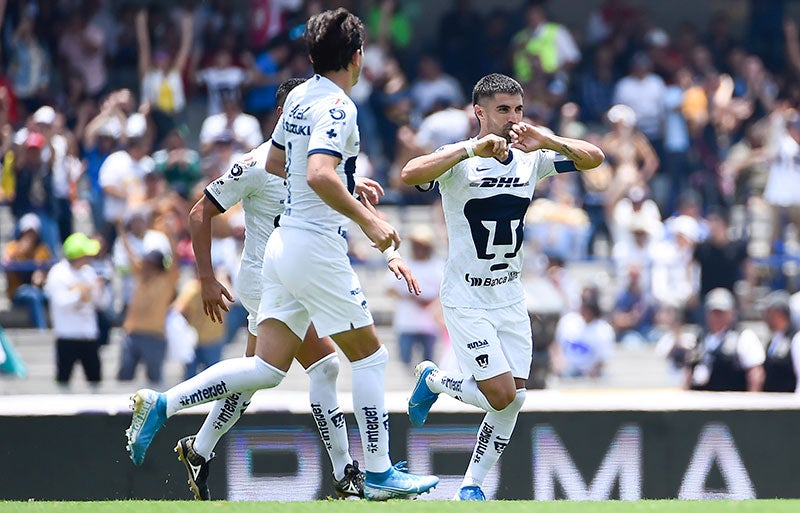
(389, 258, 421, 296)
(509, 122, 550, 152)
(471, 134, 509, 160)
(199, 275, 234, 323)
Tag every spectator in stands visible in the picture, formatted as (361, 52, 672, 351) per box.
(613, 53, 666, 152)
(173, 271, 226, 379)
(387, 225, 444, 370)
(58, 8, 108, 100)
(437, 0, 484, 92)
(661, 68, 694, 214)
(82, 106, 123, 232)
(764, 107, 800, 256)
(553, 286, 615, 379)
(611, 185, 662, 248)
(243, 35, 292, 124)
(98, 113, 153, 246)
(112, 207, 171, 309)
(409, 55, 464, 119)
(611, 264, 656, 346)
(577, 44, 617, 124)
(652, 215, 701, 316)
(116, 218, 180, 385)
(196, 48, 248, 117)
(759, 291, 800, 393)
(601, 105, 660, 210)
(8, 14, 51, 115)
(11, 130, 59, 254)
(655, 306, 697, 386)
(511, 1, 580, 83)
(2, 213, 53, 329)
(685, 288, 765, 392)
(151, 125, 201, 199)
(692, 207, 752, 301)
(26, 106, 74, 244)
(135, 8, 194, 136)
(612, 214, 658, 290)
(44, 233, 106, 392)
(198, 95, 262, 156)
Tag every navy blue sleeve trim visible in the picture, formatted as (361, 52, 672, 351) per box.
(204, 188, 227, 213)
(555, 159, 578, 173)
(272, 140, 285, 151)
(308, 148, 343, 160)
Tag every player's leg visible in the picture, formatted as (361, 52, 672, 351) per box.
(268, 226, 438, 499)
(176, 309, 259, 500)
(409, 307, 516, 426)
(126, 317, 301, 466)
(180, 297, 261, 500)
(295, 326, 363, 499)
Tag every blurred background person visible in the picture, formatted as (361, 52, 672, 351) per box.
(552, 286, 615, 379)
(759, 291, 800, 393)
(2, 213, 53, 329)
(115, 218, 179, 386)
(44, 233, 106, 392)
(686, 288, 765, 392)
(386, 225, 444, 371)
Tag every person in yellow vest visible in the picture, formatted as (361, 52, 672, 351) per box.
(512, 2, 581, 83)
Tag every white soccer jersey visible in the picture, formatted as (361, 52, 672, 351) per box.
(205, 141, 286, 300)
(270, 75, 360, 237)
(437, 145, 559, 308)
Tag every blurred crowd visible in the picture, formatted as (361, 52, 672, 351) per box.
(2, 0, 800, 391)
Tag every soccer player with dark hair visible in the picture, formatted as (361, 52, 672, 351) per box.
(124, 8, 438, 501)
(402, 73, 603, 500)
(171, 78, 366, 500)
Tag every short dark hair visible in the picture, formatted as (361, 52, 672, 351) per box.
(472, 73, 523, 105)
(276, 78, 306, 108)
(304, 8, 364, 75)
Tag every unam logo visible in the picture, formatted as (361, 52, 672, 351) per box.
(475, 354, 489, 368)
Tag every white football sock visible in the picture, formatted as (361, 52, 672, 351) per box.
(462, 389, 525, 488)
(165, 356, 285, 417)
(350, 345, 392, 473)
(192, 390, 254, 461)
(307, 353, 352, 480)
(426, 368, 499, 412)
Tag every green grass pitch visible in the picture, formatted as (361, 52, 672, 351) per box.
(2, 501, 800, 513)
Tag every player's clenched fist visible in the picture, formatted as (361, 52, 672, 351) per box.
(470, 134, 509, 160)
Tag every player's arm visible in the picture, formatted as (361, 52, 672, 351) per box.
(510, 122, 605, 171)
(400, 134, 510, 185)
(307, 153, 400, 251)
(265, 140, 287, 178)
(188, 191, 234, 323)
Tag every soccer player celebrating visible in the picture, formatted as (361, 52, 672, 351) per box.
(174, 78, 370, 500)
(125, 8, 438, 501)
(402, 73, 604, 501)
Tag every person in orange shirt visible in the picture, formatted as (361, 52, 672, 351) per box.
(2, 213, 53, 328)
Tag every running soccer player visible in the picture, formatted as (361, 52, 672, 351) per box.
(173, 78, 371, 500)
(402, 73, 604, 501)
(125, 8, 439, 500)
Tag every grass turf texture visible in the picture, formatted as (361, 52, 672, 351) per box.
(2, 501, 800, 513)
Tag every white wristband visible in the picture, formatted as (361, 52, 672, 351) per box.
(382, 247, 401, 264)
(463, 141, 475, 158)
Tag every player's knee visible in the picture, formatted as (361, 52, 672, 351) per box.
(255, 356, 286, 388)
(306, 354, 340, 383)
(482, 383, 517, 411)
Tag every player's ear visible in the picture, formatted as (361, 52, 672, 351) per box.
(276, 106, 283, 117)
(474, 104, 484, 122)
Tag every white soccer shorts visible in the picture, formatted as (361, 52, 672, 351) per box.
(442, 300, 533, 381)
(256, 226, 374, 339)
